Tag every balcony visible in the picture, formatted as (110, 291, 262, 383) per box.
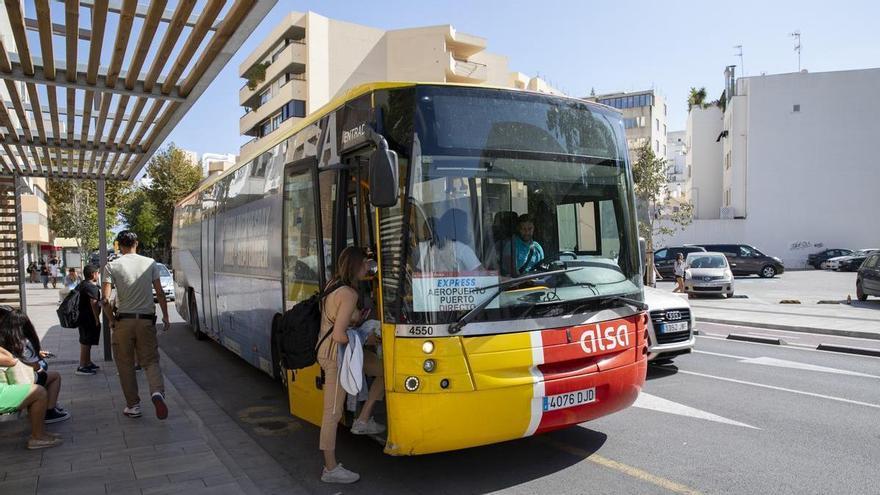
(239, 41, 307, 105)
(240, 78, 307, 136)
(239, 118, 299, 160)
(446, 53, 488, 83)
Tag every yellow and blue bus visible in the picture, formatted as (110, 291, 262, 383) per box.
(172, 82, 648, 455)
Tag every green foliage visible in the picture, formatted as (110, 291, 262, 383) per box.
(631, 141, 694, 251)
(687, 87, 708, 111)
(123, 143, 203, 262)
(47, 179, 127, 264)
(244, 61, 271, 91)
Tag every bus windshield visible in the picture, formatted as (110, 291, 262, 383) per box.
(380, 86, 641, 329)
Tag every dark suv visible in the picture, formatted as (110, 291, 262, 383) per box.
(856, 253, 880, 301)
(695, 244, 784, 278)
(654, 246, 707, 278)
(807, 248, 852, 269)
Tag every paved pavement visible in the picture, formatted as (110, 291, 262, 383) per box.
(657, 270, 880, 339)
(160, 314, 880, 494)
(0, 285, 304, 495)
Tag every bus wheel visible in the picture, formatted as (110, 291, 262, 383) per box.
(189, 295, 206, 341)
(271, 315, 288, 392)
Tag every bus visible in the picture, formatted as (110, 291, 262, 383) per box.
(172, 82, 648, 455)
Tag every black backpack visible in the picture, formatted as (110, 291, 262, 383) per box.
(277, 284, 337, 370)
(57, 286, 81, 328)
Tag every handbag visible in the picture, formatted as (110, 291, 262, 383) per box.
(4, 359, 36, 385)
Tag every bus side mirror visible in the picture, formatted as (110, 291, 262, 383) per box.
(369, 139, 399, 207)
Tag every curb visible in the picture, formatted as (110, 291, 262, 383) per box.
(726, 333, 783, 345)
(815, 344, 880, 358)
(696, 317, 880, 341)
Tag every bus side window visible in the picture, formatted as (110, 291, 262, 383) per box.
(283, 168, 322, 307)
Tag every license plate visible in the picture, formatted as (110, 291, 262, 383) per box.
(660, 321, 689, 334)
(542, 388, 596, 411)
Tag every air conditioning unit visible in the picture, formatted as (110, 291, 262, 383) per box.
(720, 207, 735, 219)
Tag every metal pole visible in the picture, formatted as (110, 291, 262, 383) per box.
(13, 174, 27, 315)
(97, 178, 111, 361)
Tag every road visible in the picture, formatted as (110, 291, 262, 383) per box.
(159, 319, 880, 495)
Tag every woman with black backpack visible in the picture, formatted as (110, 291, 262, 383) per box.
(315, 246, 384, 484)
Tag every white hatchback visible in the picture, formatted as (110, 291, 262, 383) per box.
(644, 287, 695, 363)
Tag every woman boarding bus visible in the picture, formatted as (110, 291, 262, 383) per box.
(172, 82, 648, 456)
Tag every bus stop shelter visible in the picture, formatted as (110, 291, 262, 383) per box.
(0, 0, 276, 358)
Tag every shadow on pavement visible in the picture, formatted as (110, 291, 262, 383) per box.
(645, 363, 679, 380)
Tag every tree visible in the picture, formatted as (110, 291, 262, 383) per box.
(631, 141, 694, 253)
(47, 179, 127, 266)
(687, 87, 708, 111)
(120, 188, 160, 256)
(142, 143, 203, 262)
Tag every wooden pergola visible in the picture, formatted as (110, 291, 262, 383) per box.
(0, 0, 276, 180)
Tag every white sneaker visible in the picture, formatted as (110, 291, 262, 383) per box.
(350, 417, 385, 435)
(123, 404, 142, 418)
(321, 463, 360, 484)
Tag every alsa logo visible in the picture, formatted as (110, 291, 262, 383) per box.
(578, 323, 631, 354)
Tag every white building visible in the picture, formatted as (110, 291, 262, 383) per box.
(585, 90, 668, 164)
(201, 153, 237, 179)
(666, 130, 688, 201)
(663, 67, 880, 267)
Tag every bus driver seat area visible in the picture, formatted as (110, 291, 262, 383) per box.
(485, 211, 519, 272)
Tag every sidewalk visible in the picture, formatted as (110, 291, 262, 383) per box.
(0, 285, 304, 494)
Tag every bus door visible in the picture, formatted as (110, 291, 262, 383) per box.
(200, 207, 219, 339)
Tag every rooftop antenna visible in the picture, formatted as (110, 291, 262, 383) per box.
(734, 45, 744, 76)
(789, 30, 801, 71)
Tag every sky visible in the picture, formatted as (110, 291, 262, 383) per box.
(165, 0, 880, 158)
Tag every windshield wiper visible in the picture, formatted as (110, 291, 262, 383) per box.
(557, 293, 648, 319)
(447, 267, 583, 334)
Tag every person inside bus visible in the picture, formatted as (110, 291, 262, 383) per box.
(415, 208, 483, 274)
(501, 214, 545, 276)
(316, 246, 385, 484)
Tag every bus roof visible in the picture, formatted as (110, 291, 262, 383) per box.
(178, 81, 618, 205)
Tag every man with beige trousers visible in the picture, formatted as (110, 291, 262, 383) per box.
(102, 230, 171, 420)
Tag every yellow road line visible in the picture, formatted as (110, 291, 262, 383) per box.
(539, 437, 703, 495)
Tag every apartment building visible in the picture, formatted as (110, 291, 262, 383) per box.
(238, 11, 561, 157)
(584, 90, 668, 164)
(663, 67, 880, 267)
(665, 130, 688, 201)
(202, 153, 237, 180)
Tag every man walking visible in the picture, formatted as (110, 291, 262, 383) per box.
(102, 231, 171, 420)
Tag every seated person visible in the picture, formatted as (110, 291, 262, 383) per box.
(501, 214, 545, 276)
(0, 346, 62, 449)
(416, 208, 482, 274)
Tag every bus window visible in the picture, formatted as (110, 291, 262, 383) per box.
(283, 168, 321, 308)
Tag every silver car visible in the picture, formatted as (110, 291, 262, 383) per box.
(152, 263, 176, 302)
(685, 252, 735, 298)
(644, 287, 696, 363)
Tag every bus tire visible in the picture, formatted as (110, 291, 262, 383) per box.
(189, 293, 206, 341)
(271, 314, 288, 392)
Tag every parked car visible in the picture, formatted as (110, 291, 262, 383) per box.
(685, 252, 734, 298)
(808, 248, 852, 269)
(839, 253, 872, 272)
(644, 287, 695, 363)
(653, 245, 707, 279)
(694, 244, 784, 278)
(827, 249, 879, 271)
(152, 263, 175, 302)
(856, 253, 880, 301)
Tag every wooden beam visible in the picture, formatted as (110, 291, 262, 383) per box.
(131, 99, 163, 144)
(86, 0, 109, 85)
(34, 0, 56, 80)
(106, 0, 137, 89)
(118, 97, 146, 144)
(143, 0, 196, 92)
(65, 0, 79, 84)
(24, 17, 92, 41)
(144, 100, 179, 147)
(161, 0, 225, 94)
(66, 88, 76, 144)
(88, 94, 112, 175)
(3, 81, 34, 143)
(0, 93, 20, 143)
(124, 0, 167, 90)
(46, 87, 62, 145)
(78, 90, 95, 174)
(58, 0, 218, 31)
(3, 0, 33, 75)
(0, 136, 142, 156)
(106, 95, 131, 143)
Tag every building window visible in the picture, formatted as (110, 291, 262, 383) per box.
(259, 88, 271, 106)
(793, 104, 800, 112)
(662, 144, 666, 156)
(663, 124, 666, 135)
(655, 118, 659, 131)
(281, 99, 306, 121)
(664, 103, 667, 116)
(654, 139, 659, 152)
(725, 151, 731, 170)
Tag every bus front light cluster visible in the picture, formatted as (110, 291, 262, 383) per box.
(422, 341, 434, 354)
(404, 376, 420, 392)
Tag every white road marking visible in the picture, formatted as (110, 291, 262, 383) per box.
(679, 370, 880, 410)
(695, 350, 880, 379)
(633, 392, 759, 429)
(696, 335, 880, 359)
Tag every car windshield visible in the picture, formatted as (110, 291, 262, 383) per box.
(378, 86, 640, 328)
(157, 264, 171, 278)
(689, 255, 727, 269)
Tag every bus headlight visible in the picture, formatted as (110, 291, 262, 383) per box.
(404, 376, 420, 391)
(422, 341, 434, 354)
(423, 359, 436, 373)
